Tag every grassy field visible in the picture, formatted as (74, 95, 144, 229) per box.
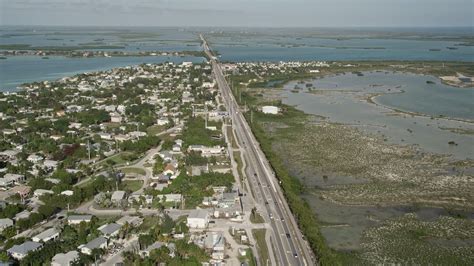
(96, 152, 135, 168)
(119, 180, 143, 192)
(120, 167, 146, 176)
(147, 125, 166, 136)
(226, 125, 239, 149)
(252, 229, 270, 266)
(250, 212, 265, 224)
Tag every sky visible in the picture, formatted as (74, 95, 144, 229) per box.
(0, 0, 473, 28)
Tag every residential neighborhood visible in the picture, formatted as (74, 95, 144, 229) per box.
(0, 61, 264, 265)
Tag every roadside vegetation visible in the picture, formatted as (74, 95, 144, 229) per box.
(252, 229, 270, 266)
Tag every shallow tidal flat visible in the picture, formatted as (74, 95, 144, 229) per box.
(255, 71, 474, 263)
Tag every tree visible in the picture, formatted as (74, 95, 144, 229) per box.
(38, 204, 57, 218)
(139, 234, 155, 250)
(150, 246, 171, 263)
(0, 251, 9, 262)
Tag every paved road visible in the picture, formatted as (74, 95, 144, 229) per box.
(201, 34, 315, 266)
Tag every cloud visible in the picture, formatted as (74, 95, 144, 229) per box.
(0, 0, 472, 27)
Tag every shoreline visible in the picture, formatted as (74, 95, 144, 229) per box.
(366, 92, 474, 125)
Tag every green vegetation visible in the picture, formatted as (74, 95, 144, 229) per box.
(120, 167, 146, 176)
(96, 152, 136, 168)
(182, 116, 225, 148)
(239, 248, 257, 266)
(147, 125, 166, 136)
(361, 214, 474, 265)
(235, 84, 358, 264)
(119, 180, 143, 192)
(250, 208, 265, 224)
(184, 151, 211, 166)
(233, 151, 244, 182)
(148, 172, 234, 208)
(252, 229, 270, 266)
(120, 136, 160, 154)
(226, 125, 239, 149)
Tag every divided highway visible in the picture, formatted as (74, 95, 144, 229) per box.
(201, 35, 315, 266)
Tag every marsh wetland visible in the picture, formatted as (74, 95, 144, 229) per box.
(236, 67, 474, 264)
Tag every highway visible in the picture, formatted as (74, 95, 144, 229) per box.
(201, 34, 315, 266)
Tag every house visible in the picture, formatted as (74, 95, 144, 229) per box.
(186, 209, 209, 229)
(110, 113, 123, 123)
(202, 197, 219, 207)
(111, 190, 127, 204)
(261, 106, 279, 115)
(7, 241, 43, 260)
(98, 133, 113, 140)
(14, 210, 31, 221)
(218, 192, 239, 208)
(51, 251, 79, 266)
(158, 151, 173, 162)
(140, 241, 164, 257)
(11, 185, 31, 199)
(60, 190, 74, 196)
(0, 174, 25, 187)
(0, 150, 19, 161)
(157, 118, 169, 126)
(187, 145, 224, 157)
(79, 236, 108, 255)
(204, 232, 225, 252)
(114, 134, 131, 142)
(67, 215, 93, 225)
(163, 164, 176, 176)
(128, 131, 147, 139)
(0, 218, 13, 232)
(43, 160, 59, 171)
(27, 154, 44, 164)
(172, 144, 181, 152)
(116, 216, 143, 227)
(32, 228, 60, 243)
(33, 189, 54, 198)
(45, 178, 61, 185)
(157, 194, 182, 203)
(98, 223, 121, 238)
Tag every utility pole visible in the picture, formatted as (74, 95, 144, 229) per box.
(87, 139, 91, 160)
(205, 104, 208, 128)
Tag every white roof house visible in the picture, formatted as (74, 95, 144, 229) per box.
(261, 106, 279, 115)
(32, 228, 60, 243)
(186, 209, 209, 229)
(157, 193, 182, 203)
(7, 241, 42, 260)
(116, 216, 143, 227)
(67, 215, 93, 225)
(43, 160, 59, 170)
(79, 236, 108, 255)
(27, 154, 44, 163)
(51, 251, 79, 266)
(98, 223, 121, 238)
(204, 232, 226, 251)
(0, 218, 13, 232)
(33, 189, 54, 198)
(14, 210, 31, 221)
(111, 190, 126, 203)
